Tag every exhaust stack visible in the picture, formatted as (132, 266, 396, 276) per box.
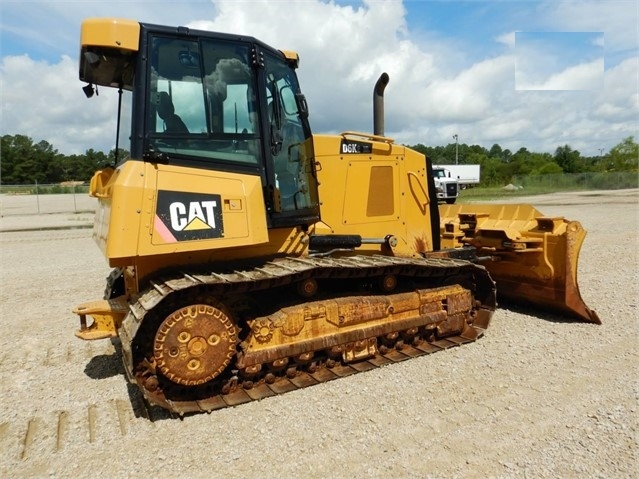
(373, 72, 389, 136)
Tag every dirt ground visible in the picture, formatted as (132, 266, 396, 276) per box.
(0, 189, 637, 478)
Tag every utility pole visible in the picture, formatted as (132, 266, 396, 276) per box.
(453, 134, 459, 164)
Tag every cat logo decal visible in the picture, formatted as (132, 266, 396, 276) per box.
(154, 190, 223, 242)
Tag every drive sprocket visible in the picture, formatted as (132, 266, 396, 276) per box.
(153, 303, 238, 386)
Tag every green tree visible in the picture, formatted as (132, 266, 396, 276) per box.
(488, 143, 502, 158)
(0, 135, 54, 184)
(554, 145, 582, 173)
(477, 156, 506, 186)
(605, 136, 638, 172)
(107, 147, 130, 166)
(535, 162, 563, 175)
(0, 134, 110, 184)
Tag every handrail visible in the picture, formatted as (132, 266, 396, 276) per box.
(407, 171, 430, 208)
(340, 131, 395, 144)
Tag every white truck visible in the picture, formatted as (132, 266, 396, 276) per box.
(431, 166, 459, 204)
(434, 164, 481, 188)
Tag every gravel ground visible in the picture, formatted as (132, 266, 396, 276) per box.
(0, 189, 637, 478)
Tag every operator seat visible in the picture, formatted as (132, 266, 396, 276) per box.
(156, 92, 189, 133)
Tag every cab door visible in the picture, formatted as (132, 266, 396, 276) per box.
(259, 51, 320, 228)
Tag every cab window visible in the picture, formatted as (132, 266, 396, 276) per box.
(146, 36, 260, 166)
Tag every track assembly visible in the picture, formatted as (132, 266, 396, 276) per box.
(119, 255, 496, 415)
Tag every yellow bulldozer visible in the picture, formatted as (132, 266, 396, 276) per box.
(73, 18, 599, 415)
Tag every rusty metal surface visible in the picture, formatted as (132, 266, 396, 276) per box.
(153, 304, 238, 386)
(119, 255, 496, 415)
(136, 323, 488, 416)
(439, 204, 600, 324)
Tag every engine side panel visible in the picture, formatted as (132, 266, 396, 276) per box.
(313, 134, 436, 256)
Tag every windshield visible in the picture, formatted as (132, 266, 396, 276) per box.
(145, 36, 260, 166)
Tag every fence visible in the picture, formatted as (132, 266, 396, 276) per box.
(1, 173, 637, 216)
(0, 184, 96, 216)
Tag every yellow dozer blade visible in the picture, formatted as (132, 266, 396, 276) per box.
(439, 204, 600, 324)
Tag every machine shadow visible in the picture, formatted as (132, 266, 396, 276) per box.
(83, 346, 124, 380)
(83, 338, 174, 421)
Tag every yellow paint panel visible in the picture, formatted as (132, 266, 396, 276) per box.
(149, 167, 267, 248)
(343, 160, 398, 226)
(313, 134, 436, 257)
(95, 160, 270, 264)
(81, 18, 140, 51)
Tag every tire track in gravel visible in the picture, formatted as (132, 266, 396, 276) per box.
(0, 398, 144, 462)
(3, 321, 634, 463)
(0, 340, 115, 373)
(0, 339, 161, 464)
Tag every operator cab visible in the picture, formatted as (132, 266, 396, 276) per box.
(80, 19, 319, 228)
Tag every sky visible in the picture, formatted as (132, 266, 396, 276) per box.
(1, 0, 637, 158)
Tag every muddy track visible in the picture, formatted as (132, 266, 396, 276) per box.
(120, 254, 495, 415)
(137, 324, 486, 416)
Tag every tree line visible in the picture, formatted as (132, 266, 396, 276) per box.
(1, 133, 637, 186)
(410, 136, 638, 186)
(1, 135, 128, 185)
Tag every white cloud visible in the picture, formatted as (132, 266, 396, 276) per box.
(517, 58, 605, 90)
(596, 57, 639, 121)
(187, 0, 419, 134)
(538, 0, 636, 53)
(496, 31, 516, 48)
(1, 54, 125, 153)
(0, 0, 636, 157)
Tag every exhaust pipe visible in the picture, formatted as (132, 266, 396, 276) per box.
(373, 72, 389, 136)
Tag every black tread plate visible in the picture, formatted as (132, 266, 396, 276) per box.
(289, 372, 318, 388)
(267, 377, 298, 394)
(244, 383, 276, 401)
(382, 349, 411, 362)
(329, 364, 358, 377)
(222, 388, 253, 407)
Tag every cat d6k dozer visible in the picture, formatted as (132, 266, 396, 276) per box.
(72, 18, 599, 416)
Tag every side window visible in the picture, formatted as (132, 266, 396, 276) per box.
(223, 84, 253, 133)
(203, 55, 256, 136)
(152, 81, 206, 134)
(146, 35, 260, 166)
(148, 37, 204, 134)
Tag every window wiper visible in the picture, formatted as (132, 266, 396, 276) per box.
(270, 85, 284, 156)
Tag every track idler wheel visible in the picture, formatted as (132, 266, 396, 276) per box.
(297, 278, 318, 298)
(153, 303, 238, 386)
(378, 274, 397, 292)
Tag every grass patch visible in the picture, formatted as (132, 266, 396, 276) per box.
(458, 185, 562, 202)
(457, 172, 638, 202)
